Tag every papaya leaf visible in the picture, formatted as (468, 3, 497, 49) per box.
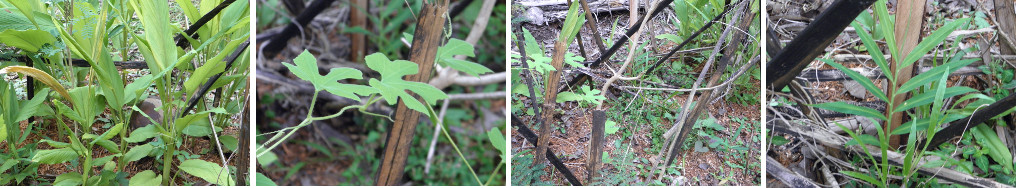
(365, 53, 448, 114)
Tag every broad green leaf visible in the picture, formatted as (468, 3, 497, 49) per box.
(605, 120, 619, 135)
(365, 53, 448, 114)
(899, 18, 971, 68)
(40, 139, 70, 148)
(220, 135, 239, 151)
(812, 101, 886, 120)
(53, 172, 82, 186)
(255, 173, 277, 186)
(129, 170, 162, 186)
(32, 148, 78, 164)
(487, 127, 506, 159)
(556, 92, 582, 103)
(90, 155, 114, 167)
(435, 39, 491, 77)
(972, 124, 1014, 172)
(182, 123, 222, 137)
(176, 113, 211, 136)
(0, 29, 55, 52)
(655, 34, 682, 44)
(125, 125, 158, 143)
(257, 145, 278, 166)
(124, 144, 154, 162)
(896, 86, 975, 113)
(129, 0, 176, 73)
(283, 50, 371, 101)
(14, 88, 46, 122)
(522, 28, 543, 57)
(0, 8, 56, 32)
(179, 159, 236, 186)
(97, 123, 125, 141)
(819, 59, 888, 102)
(0, 160, 18, 174)
(94, 139, 121, 154)
(0, 120, 5, 143)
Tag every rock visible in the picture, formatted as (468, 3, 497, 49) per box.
(843, 80, 867, 99)
(524, 7, 547, 25)
(698, 163, 709, 170)
(130, 97, 163, 129)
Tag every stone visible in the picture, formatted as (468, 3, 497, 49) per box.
(843, 80, 867, 99)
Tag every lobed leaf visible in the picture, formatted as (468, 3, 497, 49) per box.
(365, 53, 448, 114)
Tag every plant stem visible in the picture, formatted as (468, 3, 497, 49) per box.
(484, 161, 504, 186)
(436, 112, 483, 185)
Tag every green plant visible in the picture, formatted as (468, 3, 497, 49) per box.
(0, 0, 249, 185)
(812, 2, 977, 185)
(258, 47, 503, 185)
(510, 149, 551, 186)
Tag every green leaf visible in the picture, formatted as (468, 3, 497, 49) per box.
(182, 123, 221, 137)
(896, 86, 975, 113)
(220, 135, 239, 152)
(819, 58, 888, 102)
(32, 148, 78, 164)
(94, 139, 121, 154)
(129, 170, 162, 186)
(365, 53, 448, 114)
(845, 134, 880, 146)
(436, 39, 491, 77)
(769, 135, 790, 146)
(898, 58, 977, 95)
(558, 1, 586, 42)
(0, 117, 5, 143)
(0, 29, 56, 52)
(283, 50, 371, 101)
(255, 173, 277, 186)
(812, 101, 886, 120)
(487, 127, 506, 159)
(850, 22, 892, 79)
(124, 144, 154, 162)
(0, 8, 56, 32)
(184, 38, 247, 94)
(129, 0, 176, 74)
(0, 160, 17, 174)
(179, 159, 236, 186)
(899, 18, 971, 68)
(605, 120, 619, 135)
(972, 124, 1014, 172)
(841, 171, 881, 187)
(53, 172, 82, 186)
(556, 92, 581, 103)
(655, 34, 682, 44)
(125, 125, 158, 143)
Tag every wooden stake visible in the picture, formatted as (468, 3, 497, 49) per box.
(375, 3, 445, 186)
(886, 0, 926, 148)
(586, 110, 606, 183)
(535, 41, 568, 166)
(349, 0, 367, 62)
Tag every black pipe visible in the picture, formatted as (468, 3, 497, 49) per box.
(511, 114, 583, 186)
(766, 0, 877, 90)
